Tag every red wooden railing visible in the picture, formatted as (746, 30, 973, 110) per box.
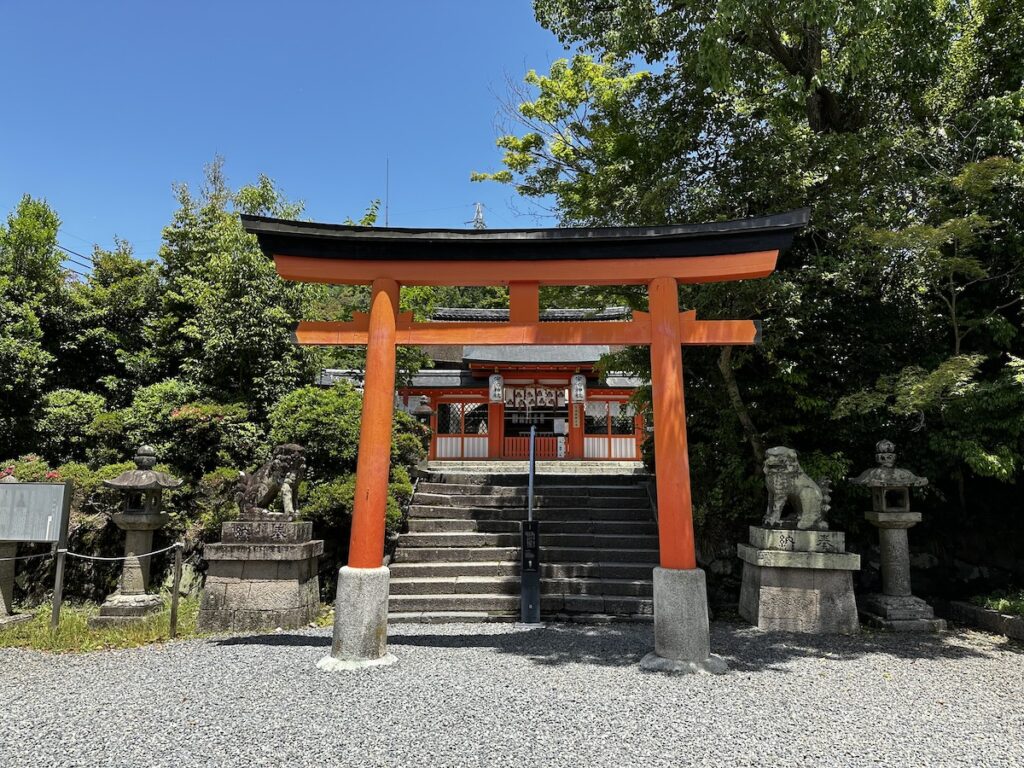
(504, 436, 558, 459)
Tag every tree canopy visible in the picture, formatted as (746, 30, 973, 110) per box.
(472, 0, 1024, 565)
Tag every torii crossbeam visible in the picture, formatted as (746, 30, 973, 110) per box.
(243, 209, 809, 673)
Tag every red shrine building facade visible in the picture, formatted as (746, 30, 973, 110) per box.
(390, 306, 645, 462)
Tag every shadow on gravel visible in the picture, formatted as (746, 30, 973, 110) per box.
(712, 622, 1005, 674)
(206, 622, 1012, 673)
(213, 633, 331, 648)
(391, 622, 1009, 672)
(390, 623, 651, 668)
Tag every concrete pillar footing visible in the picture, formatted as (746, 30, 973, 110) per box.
(320, 565, 393, 672)
(640, 651, 728, 675)
(645, 566, 727, 675)
(317, 652, 398, 671)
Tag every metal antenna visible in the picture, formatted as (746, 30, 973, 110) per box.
(385, 157, 390, 227)
(470, 202, 486, 229)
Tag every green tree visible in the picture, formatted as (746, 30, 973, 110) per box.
(475, 0, 1024, 555)
(0, 196, 66, 454)
(154, 158, 325, 417)
(56, 240, 162, 404)
(37, 389, 107, 465)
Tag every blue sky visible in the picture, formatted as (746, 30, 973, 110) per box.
(0, 1, 571, 264)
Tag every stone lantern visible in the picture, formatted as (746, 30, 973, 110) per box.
(90, 445, 182, 627)
(851, 439, 945, 631)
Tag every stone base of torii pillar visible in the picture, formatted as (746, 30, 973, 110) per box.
(640, 568, 727, 675)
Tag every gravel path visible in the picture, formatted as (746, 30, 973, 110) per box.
(1, 622, 1022, 767)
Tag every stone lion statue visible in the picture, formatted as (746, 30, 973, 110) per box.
(762, 446, 831, 531)
(236, 444, 306, 521)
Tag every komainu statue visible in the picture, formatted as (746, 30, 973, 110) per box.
(762, 446, 831, 531)
(236, 444, 306, 521)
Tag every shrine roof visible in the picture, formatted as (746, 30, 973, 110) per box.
(463, 345, 608, 364)
(241, 209, 809, 262)
(430, 307, 630, 322)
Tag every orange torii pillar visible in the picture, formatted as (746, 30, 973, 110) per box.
(642, 277, 726, 673)
(318, 278, 400, 671)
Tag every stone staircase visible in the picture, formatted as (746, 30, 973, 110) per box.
(389, 461, 658, 622)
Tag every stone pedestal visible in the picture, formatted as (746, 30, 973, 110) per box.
(198, 520, 323, 633)
(318, 565, 397, 671)
(738, 526, 860, 633)
(90, 512, 168, 628)
(859, 511, 945, 632)
(640, 567, 727, 675)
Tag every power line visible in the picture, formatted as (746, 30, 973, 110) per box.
(56, 243, 94, 265)
(61, 254, 93, 270)
(62, 265, 89, 280)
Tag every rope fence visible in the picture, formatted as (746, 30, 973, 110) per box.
(1, 542, 187, 637)
(60, 542, 183, 562)
(0, 551, 56, 563)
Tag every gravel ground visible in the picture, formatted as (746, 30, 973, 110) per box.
(1, 622, 1022, 768)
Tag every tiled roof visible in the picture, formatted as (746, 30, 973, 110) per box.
(430, 307, 630, 322)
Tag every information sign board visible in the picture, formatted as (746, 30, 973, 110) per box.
(0, 482, 71, 543)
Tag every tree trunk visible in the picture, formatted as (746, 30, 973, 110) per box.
(718, 346, 765, 467)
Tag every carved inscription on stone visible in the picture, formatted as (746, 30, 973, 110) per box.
(759, 587, 820, 632)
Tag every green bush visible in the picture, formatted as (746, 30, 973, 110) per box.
(191, 466, 241, 539)
(269, 382, 363, 480)
(972, 589, 1024, 617)
(303, 463, 413, 546)
(121, 378, 199, 454)
(392, 410, 428, 466)
(166, 401, 266, 476)
(37, 389, 107, 465)
(86, 410, 126, 465)
(387, 465, 414, 533)
(3, 454, 55, 482)
(304, 474, 357, 525)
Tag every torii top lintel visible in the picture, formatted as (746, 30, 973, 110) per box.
(241, 209, 809, 287)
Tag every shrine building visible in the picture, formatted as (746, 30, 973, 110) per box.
(329, 306, 646, 462)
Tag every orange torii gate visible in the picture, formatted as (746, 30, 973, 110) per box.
(243, 209, 808, 673)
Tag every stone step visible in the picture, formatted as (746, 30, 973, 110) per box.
(399, 531, 660, 550)
(391, 545, 659, 565)
(412, 492, 650, 509)
(392, 546, 520, 563)
(387, 610, 653, 624)
(416, 482, 648, 498)
(399, 532, 520, 548)
(406, 518, 658, 535)
(389, 593, 566, 613)
(389, 611, 517, 624)
(542, 547, 660, 564)
(390, 576, 653, 597)
(388, 593, 653, 616)
(408, 505, 654, 522)
(387, 561, 656, 580)
(557, 594, 654, 616)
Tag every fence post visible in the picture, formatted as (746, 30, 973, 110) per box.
(169, 543, 183, 639)
(50, 549, 66, 632)
(49, 481, 73, 632)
